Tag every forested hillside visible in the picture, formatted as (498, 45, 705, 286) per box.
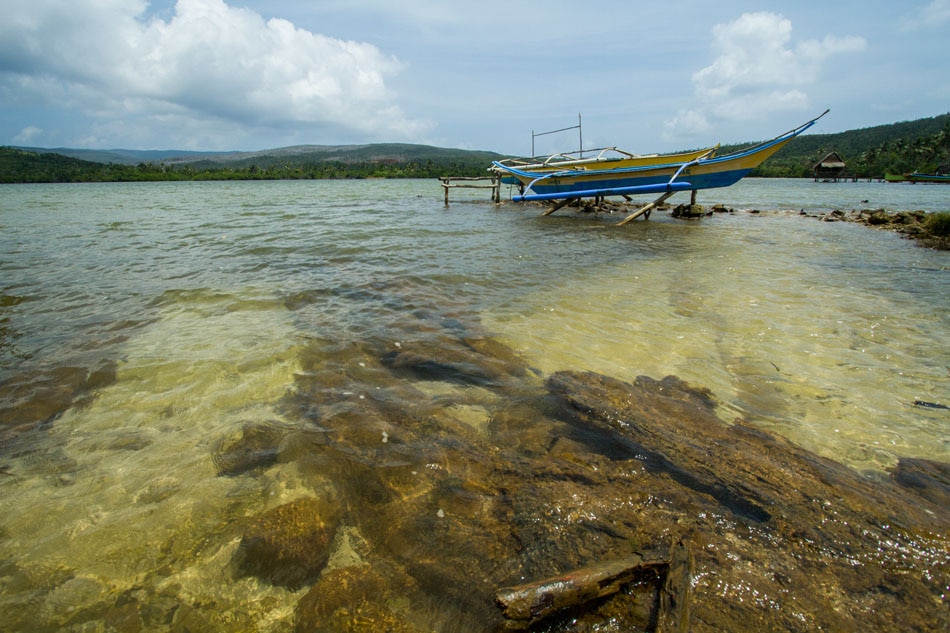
(3, 113, 949, 183)
(739, 113, 950, 178)
(0, 145, 503, 183)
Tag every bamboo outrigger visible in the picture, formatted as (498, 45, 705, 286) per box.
(490, 110, 829, 224)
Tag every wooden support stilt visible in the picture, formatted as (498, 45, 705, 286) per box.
(690, 189, 697, 206)
(616, 191, 676, 225)
(541, 198, 573, 216)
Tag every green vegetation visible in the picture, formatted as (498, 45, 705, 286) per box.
(0, 144, 501, 183)
(2, 113, 949, 183)
(924, 211, 950, 237)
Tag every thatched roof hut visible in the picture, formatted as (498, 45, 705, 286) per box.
(813, 151, 846, 181)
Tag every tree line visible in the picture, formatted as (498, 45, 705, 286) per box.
(3, 113, 949, 183)
(0, 147, 492, 183)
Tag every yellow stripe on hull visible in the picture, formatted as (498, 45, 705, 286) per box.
(496, 146, 718, 174)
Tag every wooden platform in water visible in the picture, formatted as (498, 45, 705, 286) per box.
(439, 176, 500, 205)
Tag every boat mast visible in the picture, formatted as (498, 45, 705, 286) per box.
(531, 113, 584, 158)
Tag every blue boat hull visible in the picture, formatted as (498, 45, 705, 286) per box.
(523, 167, 751, 196)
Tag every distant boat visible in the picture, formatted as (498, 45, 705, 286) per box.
(490, 110, 829, 211)
(885, 172, 950, 184)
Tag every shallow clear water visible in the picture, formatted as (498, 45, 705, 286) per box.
(0, 178, 947, 630)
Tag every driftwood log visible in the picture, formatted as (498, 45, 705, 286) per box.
(656, 539, 693, 633)
(495, 545, 683, 630)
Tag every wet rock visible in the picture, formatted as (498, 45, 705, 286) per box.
(294, 565, 419, 633)
(822, 209, 847, 221)
(238, 497, 339, 589)
(462, 335, 529, 373)
(273, 291, 948, 631)
(815, 208, 950, 249)
(548, 372, 774, 523)
(103, 429, 153, 451)
(490, 400, 563, 458)
(212, 421, 286, 476)
(541, 370, 950, 632)
(890, 457, 950, 507)
(169, 602, 216, 633)
(134, 476, 182, 504)
(398, 494, 516, 628)
(863, 208, 891, 225)
(382, 342, 488, 385)
(40, 574, 110, 627)
(0, 360, 117, 443)
(334, 440, 517, 630)
(378, 307, 530, 389)
(309, 601, 417, 633)
(671, 203, 709, 218)
(283, 338, 428, 431)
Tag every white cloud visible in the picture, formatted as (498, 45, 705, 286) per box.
(663, 110, 710, 139)
(0, 0, 432, 147)
(900, 0, 950, 30)
(664, 12, 865, 140)
(13, 126, 44, 144)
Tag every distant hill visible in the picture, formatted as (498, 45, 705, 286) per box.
(10, 147, 231, 165)
(3, 113, 949, 182)
(0, 143, 507, 182)
(10, 143, 505, 168)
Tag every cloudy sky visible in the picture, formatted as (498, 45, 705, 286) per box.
(1, 0, 948, 155)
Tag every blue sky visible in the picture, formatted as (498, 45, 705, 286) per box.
(1, 0, 948, 155)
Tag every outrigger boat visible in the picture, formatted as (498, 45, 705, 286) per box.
(491, 110, 829, 224)
(885, 172, 950, 184)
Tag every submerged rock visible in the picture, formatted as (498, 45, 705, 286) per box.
(381, 335, 528, 388)
(294, 565, 420, 633)
(238, 497, 339, 589)
(542, 370, 950, 632)
(276, 291, 947, 631)
(890, 457, 950, 508)
(670, 203, 709, 218)
(0, 361, 117, 443)
(212, 421, 286, 476)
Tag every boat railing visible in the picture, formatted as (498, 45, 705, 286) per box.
(494, 147, 644, 171)
(537, 147, 639, 163)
